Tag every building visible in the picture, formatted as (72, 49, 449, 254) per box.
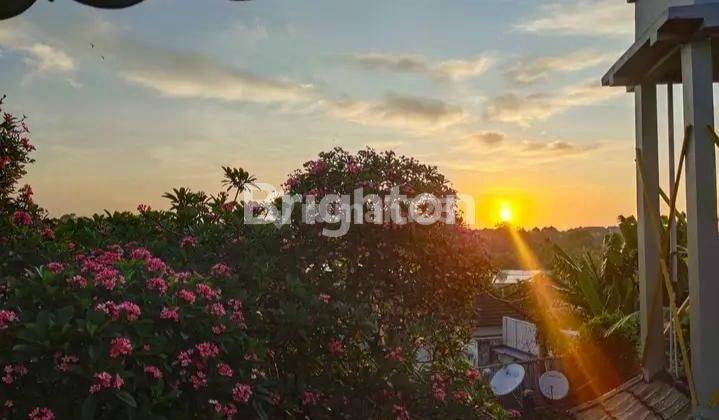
(603, 0, 719, 417)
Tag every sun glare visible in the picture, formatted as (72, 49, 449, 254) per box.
(499, 203, 513, 223)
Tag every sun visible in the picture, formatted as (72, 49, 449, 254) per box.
(499, 203, 513, 223)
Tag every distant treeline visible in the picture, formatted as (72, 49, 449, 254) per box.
(477, 224, 618, 269)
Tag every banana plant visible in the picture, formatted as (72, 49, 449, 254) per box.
(550, 216, 639, 321)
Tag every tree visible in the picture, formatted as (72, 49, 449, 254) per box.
(282, 147, 495, 358)
(550, 216, 639, 321)
(533, 215, 690, 400)
(1, 102, 506, 418)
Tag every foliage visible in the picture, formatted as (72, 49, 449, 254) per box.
(550, 216, 639, 321)
(519, 217, 643, 399)
(577, 313, 639, 374)
(0, 95, 35, 208)
(565, 312, 640, 398)
(477, 225, 609, 270)
(0, 102, 505, 419)
(535, 216, 687, 399)
(282, 147, 495, 357)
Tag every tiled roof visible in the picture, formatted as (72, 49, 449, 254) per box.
(569, 374, 691, 420)
(475, 292, 527, 329)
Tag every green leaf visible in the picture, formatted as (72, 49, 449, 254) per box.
(56, 305, 75, 326)
(604, 311, 639, 338)
(81, 396, 97, 420)
(252, 399, 269, 420)
(11, 343, 38, 355)
(87, 309, 106, 326)
(114, 390, 138, 408)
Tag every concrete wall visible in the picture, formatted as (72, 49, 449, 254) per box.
(636, 0, 670, 37)
(635, 0, 719, 37)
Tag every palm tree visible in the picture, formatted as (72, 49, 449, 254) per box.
(221, 167, 257, 203)
(551, 216, 639, 321)
(162, 187, 208, 226)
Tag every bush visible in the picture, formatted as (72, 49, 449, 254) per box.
(2, 245, 272, 418)
(283, 147, 495, 359)
(0, 100, 505, 419)
(564, 312, 640, 401)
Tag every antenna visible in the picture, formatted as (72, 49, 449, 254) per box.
(538, 370, 569, 400)
(490, 363, 525, 396)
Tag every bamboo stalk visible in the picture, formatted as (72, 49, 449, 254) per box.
(659, 260, 696, 406)
(707, 124, 719, 148)
(666, 126, 692, 247)
(659, 188, 671, 207)
(664, 296, 689, 335)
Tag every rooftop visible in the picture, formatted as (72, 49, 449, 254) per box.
(570, 374, 691, 420)
(475, 292, 527, 329)
(603, 3, 719, 86)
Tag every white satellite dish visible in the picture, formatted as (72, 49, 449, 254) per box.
(539, 370, 570, 400)
(490, 363, 525, 396)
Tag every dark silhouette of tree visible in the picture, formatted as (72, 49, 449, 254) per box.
(1, 0, 250, 20)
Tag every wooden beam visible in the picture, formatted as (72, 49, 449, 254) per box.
(681, 38, 719, 418)
(634, 82, 665, 381)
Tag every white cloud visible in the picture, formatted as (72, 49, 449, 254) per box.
(52, 21, 305, 103)
(443, 134, 601, 174)
(435, 56, 494, 80)
(0, 22, 27, 45)
(343, 52, 493, 81)
(467, 131, 506, 146)
(327, 94, 466, 131)
(520, 139, 588, 154)
(22, 43, 75, 74)
(0, 24, 77, 83)
(343, 53, 428, 73)
(121, 64, 310, 103)
(484, 80, 622, 126)
(0, 20, 80, 87)
(517, 0, 633, 37)
(1, 17, 310, 102)
(505, 50, 613, 84)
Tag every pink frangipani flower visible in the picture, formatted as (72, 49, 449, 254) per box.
(109, 337, 133, 358)
(232, 383, 252, 404)
(0, 310, 19, 330)
(144, 365, 163, 380)
(27, 407, 55, 420)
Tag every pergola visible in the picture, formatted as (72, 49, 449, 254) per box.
(604, 1, 719, 417)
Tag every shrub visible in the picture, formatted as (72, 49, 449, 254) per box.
(0, 101, 505, 419)
(2, 245, 274, 418)
(283, 148, 494, 357)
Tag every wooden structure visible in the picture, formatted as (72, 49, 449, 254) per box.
(604, 1, 719, 417)
(570, 374, 691, 420)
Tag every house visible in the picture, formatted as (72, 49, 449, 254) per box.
(471, 270, 542, 367)
(471, 295, 544, 368)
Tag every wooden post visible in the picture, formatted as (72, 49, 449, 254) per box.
(635, 82, 664, 380)
(667, 84, 679, 378)
(681, 38, 719, 418)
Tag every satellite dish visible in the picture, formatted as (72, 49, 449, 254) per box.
(539, 370, 570, 400)
(490, 363, 525, 396)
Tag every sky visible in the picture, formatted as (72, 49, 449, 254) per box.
(0, 0, 665, 228)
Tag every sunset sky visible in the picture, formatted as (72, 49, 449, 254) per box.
(0, 0, 680, 228)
